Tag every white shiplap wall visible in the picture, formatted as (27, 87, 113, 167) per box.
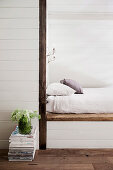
(47, 122, 113, 148)
(48, 0, 113, 87)
(0, 0, 39, 149)
(1, 0, 113, 149)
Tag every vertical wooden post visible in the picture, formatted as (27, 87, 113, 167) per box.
(39, 0, 46, 149)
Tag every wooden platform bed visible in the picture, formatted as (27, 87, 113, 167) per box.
(39, 0, 113, 149)
(46, 112, 113, 121)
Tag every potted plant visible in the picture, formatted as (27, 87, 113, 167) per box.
(11, 109, 41, 134)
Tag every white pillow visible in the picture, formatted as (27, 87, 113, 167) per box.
(46, 83, 75, 96)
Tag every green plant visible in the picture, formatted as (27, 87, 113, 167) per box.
(11, 109, 41, 134)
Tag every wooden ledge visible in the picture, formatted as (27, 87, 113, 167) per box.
(46, 112, 113, 121)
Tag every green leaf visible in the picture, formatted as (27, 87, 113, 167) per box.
(38, 115, 41, 120)
(11, 109, 39, 123)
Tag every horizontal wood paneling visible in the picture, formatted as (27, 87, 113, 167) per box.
(0, 140, 9, 149)
(0, 91, 38, 102)
(48, 0, 113, 13)
(0, 71, 38, 81)
(48, 0, 113, 6)
(49, 19, 113, 25)
(0, 29, 39, 40)
(47, 122, 113, 148)
(52, 42, 113, 48)
(49, 21, 113, 48)
(53, 43, 113, 48)
(0, 0, 38, 8)
(48, 129, 113, 140)
(0, 8, 38, 18)
(0, 101, 38, 111)
(47, 139, 113, 148)
(0, 81, 38, 91)
(53, 48, 113, 62)
(49, 13, 113, 20)
(0, 111, 12, 121)
(48, 4, 113, 87)
(0, 19, 39, 29)
(47, 121, 113, 130)
(0, 40, 38, 49)
(48, 7, 113, 14)
(0, 61, 38, 71)
(0, 121, 16, 140)
(0, 0, 39, 149)
(0, 50, 38, 61)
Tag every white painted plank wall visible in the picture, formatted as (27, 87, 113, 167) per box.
(48, 0, 113, 87)
(0, 0, 39, 149)
(47, 121, 113, 148)
(1, 0, 113, 149)
(48, 0, 113, 13)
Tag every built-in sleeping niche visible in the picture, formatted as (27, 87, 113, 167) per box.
(46, 0, 113, 115)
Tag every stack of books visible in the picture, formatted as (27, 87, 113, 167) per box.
(8, 126, 37, 161)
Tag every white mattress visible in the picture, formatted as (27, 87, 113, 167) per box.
(46, 88, 113, 114)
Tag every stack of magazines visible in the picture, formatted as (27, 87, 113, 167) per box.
(8, 126, 37, 161)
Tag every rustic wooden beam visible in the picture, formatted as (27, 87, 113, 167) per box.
(47, 112, 113, 121)
(39, 0, 46, 149)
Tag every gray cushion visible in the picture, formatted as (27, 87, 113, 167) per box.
(60, 79, 83, 94)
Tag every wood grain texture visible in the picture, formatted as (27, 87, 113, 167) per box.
(1, 149, 113, 170)
(47, 112, 113, 121)
(39, 0, 47, 149)
(92, 163, 113, 170)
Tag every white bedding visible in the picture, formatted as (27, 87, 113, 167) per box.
(46, 88, 113, 114)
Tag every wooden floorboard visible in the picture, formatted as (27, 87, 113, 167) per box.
(47, 112, 113, 121)
(1, 149, 113, 170)
(92, 163, 113, 170)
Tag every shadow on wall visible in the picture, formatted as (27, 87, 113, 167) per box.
(49, 62, 110, 88)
